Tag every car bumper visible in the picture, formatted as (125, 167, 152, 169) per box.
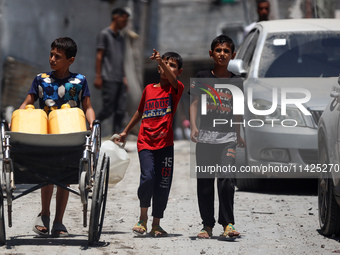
(244, 125, 319, 178)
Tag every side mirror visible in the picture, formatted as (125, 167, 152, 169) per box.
(227, 59, 247, 77)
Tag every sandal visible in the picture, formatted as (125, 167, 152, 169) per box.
(51, 222, 69, 237)
(133, 220, 147, 236)
(33, 213, 50, 236)
(149, 225, 168, 237)
(197, 226, 212, 239)
(222, 223, 240, 237)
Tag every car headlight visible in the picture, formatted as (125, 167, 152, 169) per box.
(251, 99, 306, 127)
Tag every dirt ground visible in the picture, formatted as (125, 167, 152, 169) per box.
(1, 139, 340, 255)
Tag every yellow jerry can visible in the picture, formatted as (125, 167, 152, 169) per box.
(11, 105, 48, 134)
(48, 104, 87, 134)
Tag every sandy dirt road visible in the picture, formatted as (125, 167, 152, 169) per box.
(0, 140, 340, 255)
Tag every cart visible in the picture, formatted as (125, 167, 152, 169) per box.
(0, 120, 109, 245)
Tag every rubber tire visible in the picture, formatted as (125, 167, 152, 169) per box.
(235, 178, 264, 191)
(5, 171, 12, 227)
(88, 153, 109, 245)
(235, 138, 264, 192)
(318, 145, 340, 236)
(0, 189, 6, 245)
(80, 171, 89, 205)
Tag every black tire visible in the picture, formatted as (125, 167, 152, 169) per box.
(235, 178, 264, 191)
(88, 153, 109, 245)
(235, 145, 264, 191)
(318, 145, 340, 236)
(80, 170, 89, 205)
(0, 189, 6, 245)
(5, 170, 12, 227)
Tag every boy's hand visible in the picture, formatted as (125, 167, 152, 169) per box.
(123, 77, 129, 92)
(116, 132, 127, 143)
(94, 76, 103, 89)
(190, 127, 199, 143)
(150, 49, 162, 64)
(237, 136, 246, 148)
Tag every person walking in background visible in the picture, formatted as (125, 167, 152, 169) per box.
(95, 7, 130, 133)
(190, 35, 245, 239)
(244, 0, 270, 37)
(118, 49, 184, 237)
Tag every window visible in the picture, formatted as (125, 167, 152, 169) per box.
(237, 29, 260, 73)
(260, 32, 340, 77)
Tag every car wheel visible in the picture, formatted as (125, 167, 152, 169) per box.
(236, 178, 264, 191)
(235, 143, 264, 191)
(318, 145, 340, 236)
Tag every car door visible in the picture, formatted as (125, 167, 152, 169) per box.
(235, 28, 260, 77)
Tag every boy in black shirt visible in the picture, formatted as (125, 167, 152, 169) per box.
(190, 35, 245, 239)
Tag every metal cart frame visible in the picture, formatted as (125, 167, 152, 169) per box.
(0, 120, 109, 245)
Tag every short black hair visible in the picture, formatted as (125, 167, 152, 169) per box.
(257, 0, 269, 4)
(51, 37, 77, 59)
(162, 52, 183, 70)
(211, 35, 235, 54)
(111, 8, 130, 19)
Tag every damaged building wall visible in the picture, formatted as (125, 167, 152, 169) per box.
(0, 0, 114, 114)
(0, 0, 143, 136)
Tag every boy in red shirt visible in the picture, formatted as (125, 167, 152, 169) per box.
(118, 49, 184, 237)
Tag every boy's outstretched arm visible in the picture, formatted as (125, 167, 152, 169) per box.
(82, 96, 96, 130)
(150, 49, 181, 90)
(118, 110, 143, 142)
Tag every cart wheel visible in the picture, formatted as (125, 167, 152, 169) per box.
(0, 189, 6, 245)
(80, 171, 89, 227)
(80, 171, 89, 205)
(88, 153, 109, 245)
(0, 164, 4, 196)
(83, 203, 88, 228)
(5, 171, 12, 227)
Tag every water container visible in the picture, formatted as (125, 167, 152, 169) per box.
(101, 134, 130, 185)
(48, 104, 87, 134)
(11, 105, 48, 134)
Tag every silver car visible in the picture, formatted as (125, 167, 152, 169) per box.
(318, 76, 340, 236)
(228, 19, 340, 190)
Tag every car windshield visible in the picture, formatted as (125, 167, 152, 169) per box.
(259, 32, 340, 78)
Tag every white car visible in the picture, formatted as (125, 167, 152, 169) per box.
(228, 19, 340, 191)
(318, 76, 340, 236)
